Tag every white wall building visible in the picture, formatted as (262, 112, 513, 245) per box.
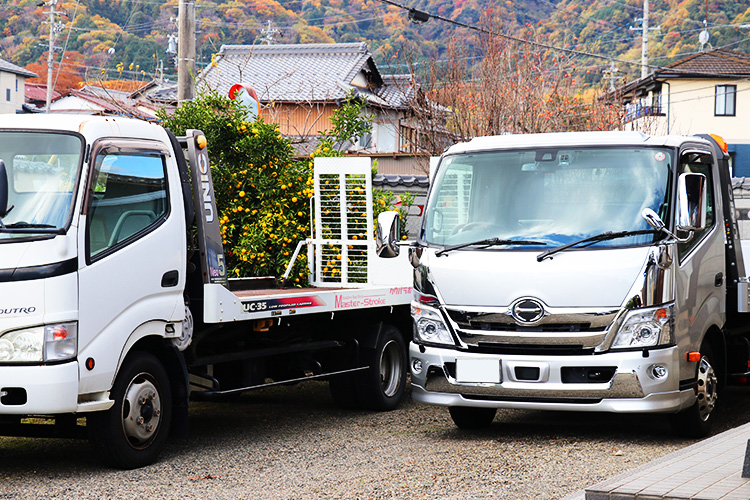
(0, 58, 37, 114)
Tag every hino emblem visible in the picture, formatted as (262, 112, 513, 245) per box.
(510, 298, 545, 324)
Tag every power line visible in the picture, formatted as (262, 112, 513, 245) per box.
(372, 0, 750, 80)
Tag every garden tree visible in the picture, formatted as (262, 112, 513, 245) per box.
(158, 90, 312, 283)
(318, 91, 373, 150)
(403, 13, 623, 156)
(158, 90, 410, 285)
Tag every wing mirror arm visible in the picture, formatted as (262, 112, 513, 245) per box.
(641, 208, 693, 244)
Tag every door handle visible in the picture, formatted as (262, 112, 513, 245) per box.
(161, 270, 179, 288)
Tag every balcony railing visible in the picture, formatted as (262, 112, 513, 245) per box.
(624, 103, 664, 123)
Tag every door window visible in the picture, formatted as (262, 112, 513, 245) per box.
(677, 151, 714, 261)
(87, 152, 168, 259)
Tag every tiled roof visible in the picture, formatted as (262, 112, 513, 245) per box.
(0, 58, 37, 78)
(129, 80, 178, 104)
(658, 48, 750, 77)
(373, 174, 429, 188)
(198, 42, 389, 103)
(52, 88, 153, 120)
(24, 83, 61, 103)
(615, 48, 750, 97)
(378, 74, 415, 109)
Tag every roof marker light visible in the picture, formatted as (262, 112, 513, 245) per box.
(709, 134, 728, 154)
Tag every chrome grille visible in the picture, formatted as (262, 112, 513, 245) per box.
(445, 305, 620, 349)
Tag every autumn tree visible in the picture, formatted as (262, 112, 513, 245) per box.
(402, 13, 623, 156)
(25, 51, 87, 94)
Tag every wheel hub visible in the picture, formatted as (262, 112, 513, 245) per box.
(121, 373, 162, 448)
(696, 355, 718, 422)
(379, 340, 403, 398)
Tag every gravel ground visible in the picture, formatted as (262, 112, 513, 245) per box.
(3, 382, 750, 499)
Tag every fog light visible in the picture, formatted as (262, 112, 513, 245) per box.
(412, 358, 423, 375)
(649, 364, 668, 380)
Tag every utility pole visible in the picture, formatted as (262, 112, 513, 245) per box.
(177, 0, 195, 102)
(43, 0, 64, 112)
(259, 21, 280, 45)
(629, 0, 660, 79)
(603, 61, 619, 92)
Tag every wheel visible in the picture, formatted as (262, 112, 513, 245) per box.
(670, 343, 719, 438)
(88, 351, 172, 469)
(356, 326, 407, 411)
(449, 406, 497, 429)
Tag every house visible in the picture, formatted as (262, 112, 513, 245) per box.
(617, 48, 750, 176)
(197, 42, 427, 174)
(23, 83, 61, 112)
(128, 79, 177, 112)
(49, 85, 158, 120)
(0, 58, 37, 114)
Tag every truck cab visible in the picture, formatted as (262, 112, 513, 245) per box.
(0, 116, 189, 464)
(392, 131, 747, 436)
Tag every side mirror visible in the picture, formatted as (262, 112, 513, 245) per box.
(677, 172, 707, 231)
(642, 207, 666, 232)
(376, 211, 400, 258)
(0, 160, 8, 218)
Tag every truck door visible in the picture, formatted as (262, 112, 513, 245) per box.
(77, 139, 186, 393)
(674, 147, 725, 380)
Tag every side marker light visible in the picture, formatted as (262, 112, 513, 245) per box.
(686, 352, 701, 362)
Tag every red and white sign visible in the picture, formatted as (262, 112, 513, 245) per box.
(229, 83, 260, 122)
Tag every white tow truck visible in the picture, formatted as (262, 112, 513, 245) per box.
(377, 131, 750, 437)
(0, 115, 412, 468)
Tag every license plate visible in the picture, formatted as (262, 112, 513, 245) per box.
(455, 358, 502, 383)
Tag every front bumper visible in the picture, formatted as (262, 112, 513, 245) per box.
(0, 362, 80, 414)
(409, 343, 695, 413)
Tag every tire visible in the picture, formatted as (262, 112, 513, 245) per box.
(356, 326, 407, 411)
(670, 342, 719, 438)
(88, 351, 172, 469)
(449, 407, 497, 429)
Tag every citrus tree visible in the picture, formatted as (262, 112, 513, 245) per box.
(158, 91, 312, 284)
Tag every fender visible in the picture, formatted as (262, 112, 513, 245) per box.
(113, 320, 181, 385)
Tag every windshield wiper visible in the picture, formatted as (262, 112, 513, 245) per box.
(0, 222, 65, 234)
(436, 238, 547, 257)
(536, 229, 659, 262)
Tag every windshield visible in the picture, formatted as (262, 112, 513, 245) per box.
(423, 147, 672, 249)
(0, 131, 83, 240)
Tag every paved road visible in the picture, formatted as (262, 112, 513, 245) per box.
(3, 382, 750, 499)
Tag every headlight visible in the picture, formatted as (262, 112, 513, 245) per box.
(611, 304, 674, 349)
(411, 302, 454, 345)
(0, 322, 77, 363)
(0, 330, 43, 362)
